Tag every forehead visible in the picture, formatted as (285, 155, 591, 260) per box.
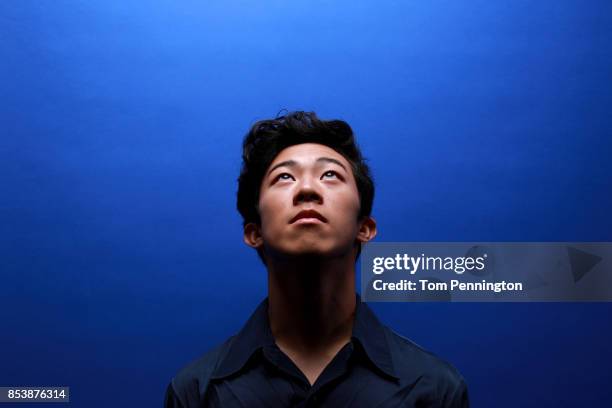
(268, 143, 350, 169)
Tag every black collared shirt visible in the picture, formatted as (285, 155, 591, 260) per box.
(165, 294, 469, 407)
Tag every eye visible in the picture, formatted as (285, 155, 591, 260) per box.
(274, 172, 294, 182)
(321, 170, 340, 179)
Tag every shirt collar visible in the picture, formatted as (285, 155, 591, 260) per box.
(351, 293, 398, 379)
(211, 298, 274, 380)
(211, 293, 398, 380)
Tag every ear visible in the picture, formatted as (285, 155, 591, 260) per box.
(356, 216, 377, 243)
(243, 222, 264, 248)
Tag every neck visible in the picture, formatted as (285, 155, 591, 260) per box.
(266, 254, 357, 354)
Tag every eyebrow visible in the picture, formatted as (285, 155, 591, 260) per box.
(267, 157, 348, 177)
(316, 157, 347, 171)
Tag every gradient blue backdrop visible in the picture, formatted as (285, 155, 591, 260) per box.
(2, 1, 611, 407)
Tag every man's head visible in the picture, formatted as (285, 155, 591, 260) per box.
(237, 111, 376, 264)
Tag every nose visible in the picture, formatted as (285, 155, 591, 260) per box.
(293, 177, 323, 206)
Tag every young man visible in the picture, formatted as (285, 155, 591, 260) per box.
(165, 112, 469, 407)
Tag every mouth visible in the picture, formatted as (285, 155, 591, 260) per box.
(289, 209, 327, 224)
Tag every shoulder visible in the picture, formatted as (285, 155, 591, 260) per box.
(384, 327, 469, 406)
(165, 336, 235, 408)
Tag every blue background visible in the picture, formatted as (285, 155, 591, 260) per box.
(2, 1, 612, 407)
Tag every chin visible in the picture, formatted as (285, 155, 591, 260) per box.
(285, 241, 351, 260)
(264, 235, 353, 260)
(289, 245, 329, 257)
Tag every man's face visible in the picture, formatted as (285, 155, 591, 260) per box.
(245, 143, 373, 260)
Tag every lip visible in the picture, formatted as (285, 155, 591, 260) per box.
(290, 209, 327, 224)
(293, 217, 325, 225)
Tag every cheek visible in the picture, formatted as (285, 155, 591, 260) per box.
(339, 185, 361, 211)
(328, 189, 361, 225)
(258, 192, 289, 231)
